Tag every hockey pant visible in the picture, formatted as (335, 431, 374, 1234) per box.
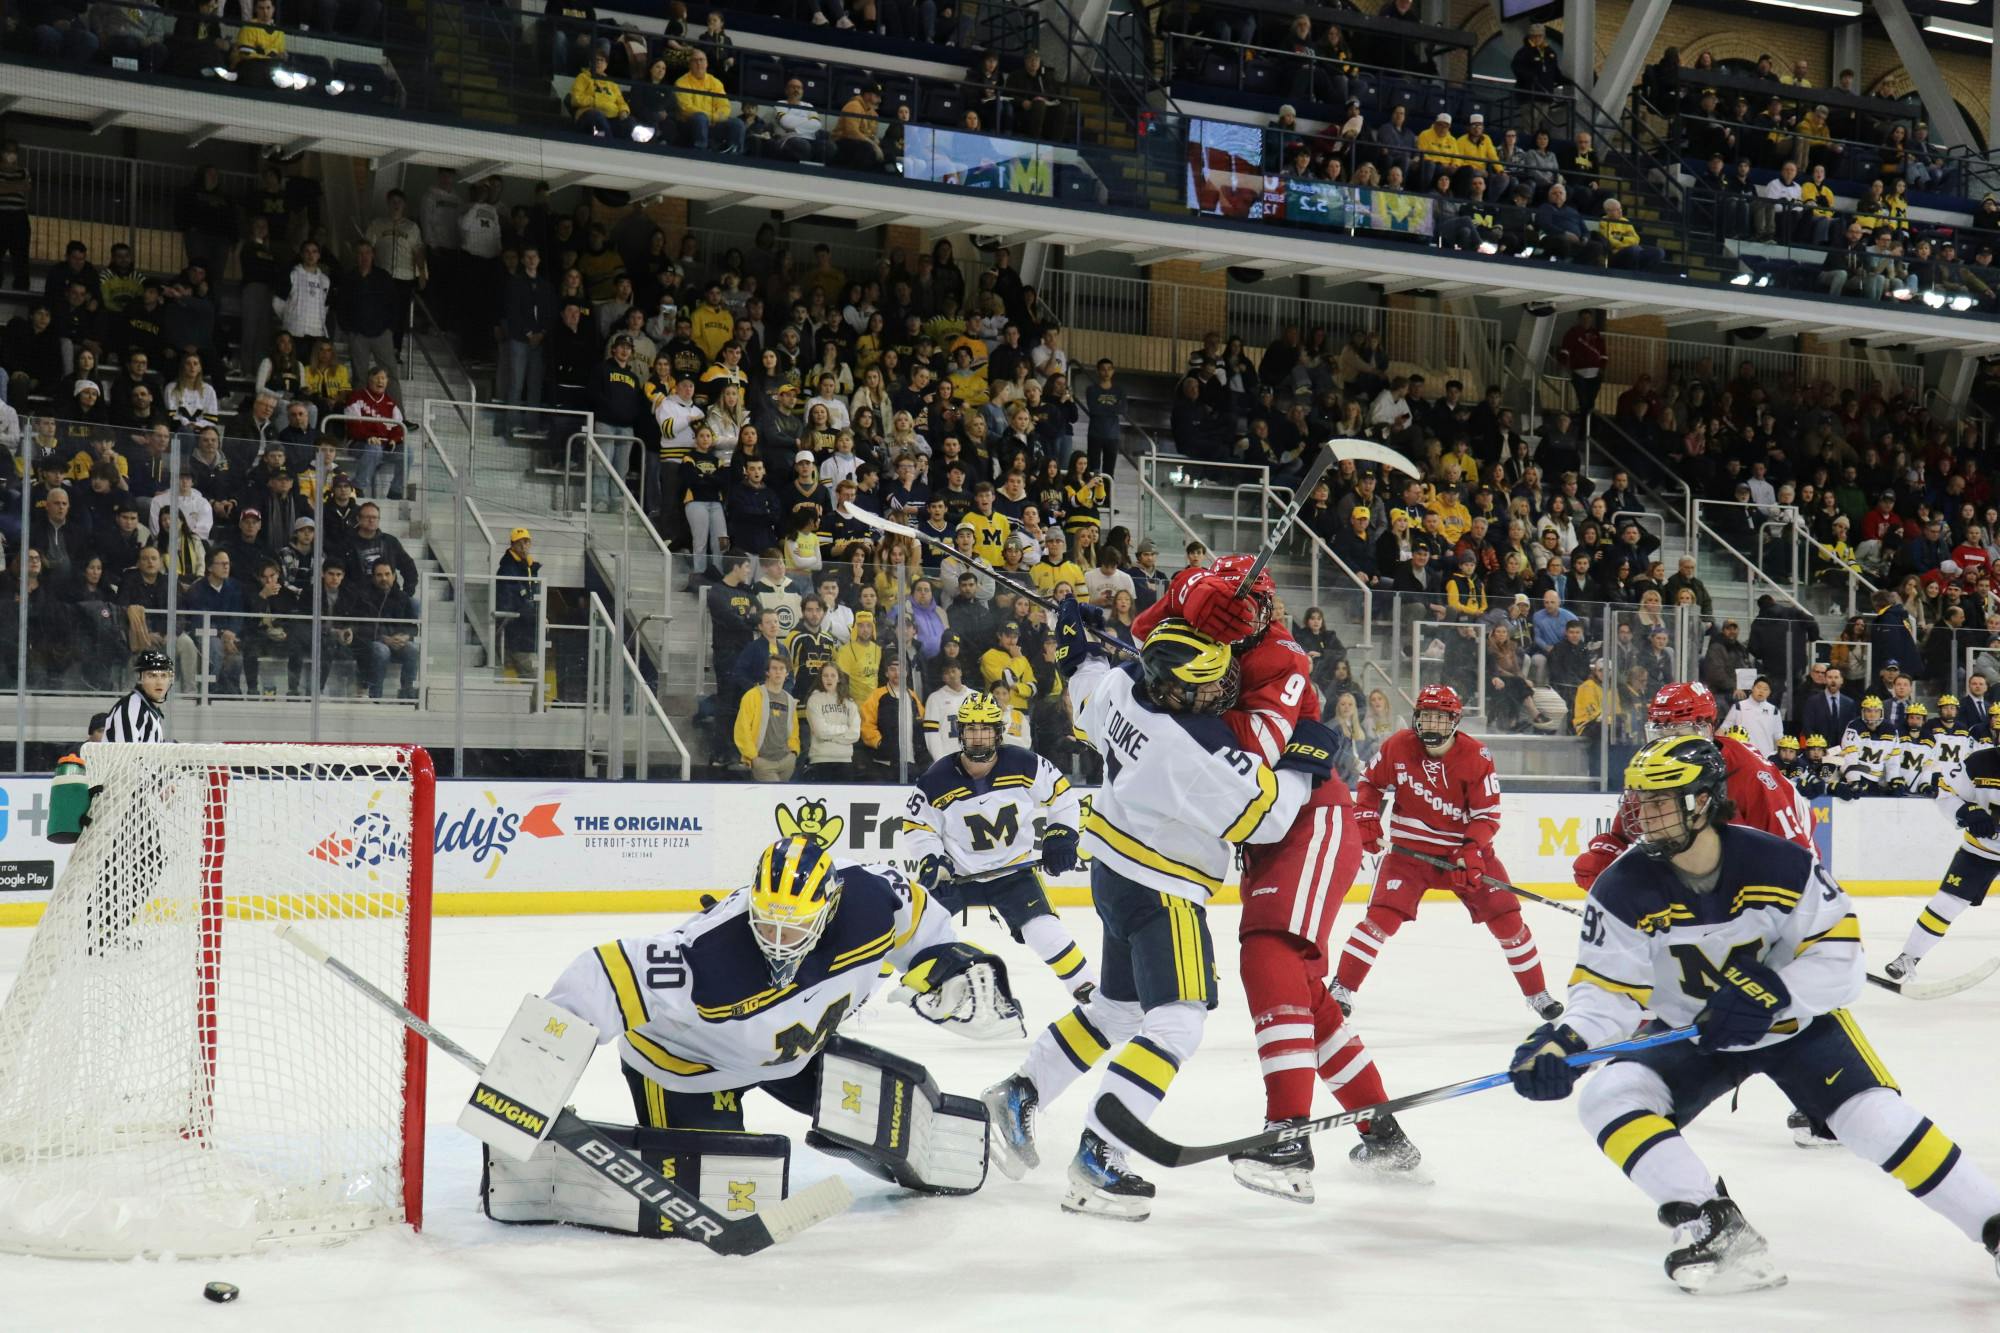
(1237, 782, 1388, 1122)
(934, 864, 1098, 994)
(1018, 866, 1210, 1155)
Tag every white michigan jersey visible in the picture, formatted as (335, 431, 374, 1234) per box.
(1886, 735, 1934, 792)
(545, 862, 954, 1094)
(1936, 747, 2000, 865)
(1067, 657, 1310, 904)
(1565, 825, 1863, 1052)
(901, 746, 1080, 878)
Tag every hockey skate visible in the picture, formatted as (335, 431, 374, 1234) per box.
(1659, 1196, 1786, 1294)
(1982, 1215, 2000, 1280)
(981, 1075, 1040, 1180)
(1884, 953, 1918, 983)
(1526, 990, 1564, 1021)
(1349, 1113, 1428, 1182)
(1785, 1110, 1839, 1149)
(1228, 1120, 1315, 1204)
(1062, 1128, 1155, 1221)
(1328, 980, 1355, 1017)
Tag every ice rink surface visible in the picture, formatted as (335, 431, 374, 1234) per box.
(3, 896, 1998, 1332)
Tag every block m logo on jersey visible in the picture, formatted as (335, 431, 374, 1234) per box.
(964, 805, 1021, 852)
(768, 996, 851, 1064)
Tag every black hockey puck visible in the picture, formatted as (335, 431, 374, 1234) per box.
(203, 1282, 239, 1304)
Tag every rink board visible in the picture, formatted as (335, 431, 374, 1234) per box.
(0, 781, 1959, 924)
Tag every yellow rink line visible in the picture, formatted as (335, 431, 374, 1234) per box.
(0, 880, 1944, 927)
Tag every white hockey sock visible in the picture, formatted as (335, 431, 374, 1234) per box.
(1901, 892, 1973, 963)
(1021, 995, 1141, 1109)
(1580, 1062, 1716, 1209)
(1019, 913, 1098, 991)
(1831, 1087, 2000, 1244)
(1084, 1001, 1204, 1150)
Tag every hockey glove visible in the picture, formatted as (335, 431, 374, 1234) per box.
(1053, 596, 1107, 678)
(1957, 805, 1999, 840)
(1509, 1022, 1588, 1101)
(1179, 570, 1259, 644)
(1450, 847, 1488, 893)
(898, 943, 1026, 1040)
(916, 853, 954, 894)
(1693, 960, 1791, 1051)
(1571, 832, 1628, 891)
(1275, 719, 1340, 786)
(1040, 825, 1081, 875)
(1354, 809, 1384, 857)
(1833, 781, 1863, 801)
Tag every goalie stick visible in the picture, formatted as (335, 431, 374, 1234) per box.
(1399, 849, 1585, 918)
(275, 924, 853, 1254)
(1865, 955, 2000, 1001)
(837, 502, 1132, 656)
(1095, 1024, 1697, 1169)
(1230, 437, 1421, 598)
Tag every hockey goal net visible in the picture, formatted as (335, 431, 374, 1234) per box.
(0, 743, 433, 1258)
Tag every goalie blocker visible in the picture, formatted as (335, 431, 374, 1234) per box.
(483, 1035, 988, 1236)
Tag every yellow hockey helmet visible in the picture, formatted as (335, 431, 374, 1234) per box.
(1140, 618, 1239, 714)
(1621, 735, 1732, 859)
(1804, 734, 1829, 749)
(955, 691, 1005, 761)
(749, 836, 842, 986)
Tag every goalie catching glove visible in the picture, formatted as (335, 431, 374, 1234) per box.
(894, 942, 1026, 1039)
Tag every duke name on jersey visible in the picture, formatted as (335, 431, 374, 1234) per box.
(1068, 654, 1312, 902)
(903, 747, 1078, 879)
(546, 857, 957, 1094)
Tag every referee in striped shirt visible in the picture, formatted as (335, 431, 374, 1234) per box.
(102, 650, 174, 743)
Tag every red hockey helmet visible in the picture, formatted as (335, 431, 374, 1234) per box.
(1646, 681, 1717, 738)
(1414, 683, 1462, 751)
(1209, 553, 1277, 637)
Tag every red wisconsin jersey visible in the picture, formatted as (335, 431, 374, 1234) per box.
(1357, 730, 1499, 854)
(1718, 735, 1815, 849)
(1131, 569, 1322, 763)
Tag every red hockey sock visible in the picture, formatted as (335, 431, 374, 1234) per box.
(1241, 932, 1318, 1122)
(1308, 976, 1386, 1116)
(1333, 908, 1399, 994)
(1489, 910, 1548, 995)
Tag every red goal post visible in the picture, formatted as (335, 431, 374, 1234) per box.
(0, 743, 434, 1259)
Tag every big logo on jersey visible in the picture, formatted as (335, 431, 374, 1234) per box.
(964, 805, 1021, 852)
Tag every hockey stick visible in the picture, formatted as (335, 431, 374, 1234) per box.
(1865, 955, 2000, 1001)
(275, 925, 853, 1254)
(836, 502, 1133, 656)
(1399, 849, 1586, 918)
(1096, 1024, 1697, 1169)
(1231, 438, 1421, 597)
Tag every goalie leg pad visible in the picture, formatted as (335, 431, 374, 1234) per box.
(481, 1120, 791, 1240)
(809, 1035, 990, 1195)
(458, 994, 599, 1162)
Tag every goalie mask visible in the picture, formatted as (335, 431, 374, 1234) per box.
(749, 836, 843, 987)
(1140, 619, 1239, 715)
(1413, 683, 1462, 753)
(1620, 735, 1734, 860)
(954, 692, 1004, 762)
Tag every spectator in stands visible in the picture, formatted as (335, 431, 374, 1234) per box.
(1754, 160, 1803, 243)
(590, 335, 647, 510)
(344, 365, 406, 499)
(231, 0, 285, 82)
(179, 547, 247, 693)
(674, 50, 744, 153)
(1820, 220, 1872, 299)
(352, 558, 418, 700)
(772, 78, 826, 162)
(1597, 199, 1662, 271)
(1371, 103, 1417, 179)
(570, 47, 637, 141)
(735, 653, 800, 779)
(1511, 23, 1562, 134)
(496, 527, 542, 678)
(279, 240, 332, 342)
(1534, 182, 1588, 263)
(1007, 50, 1065, 141)
(834, 85, 887, 171)
(1562, 130, 1605, 215)
(93, 1, 171, 71)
